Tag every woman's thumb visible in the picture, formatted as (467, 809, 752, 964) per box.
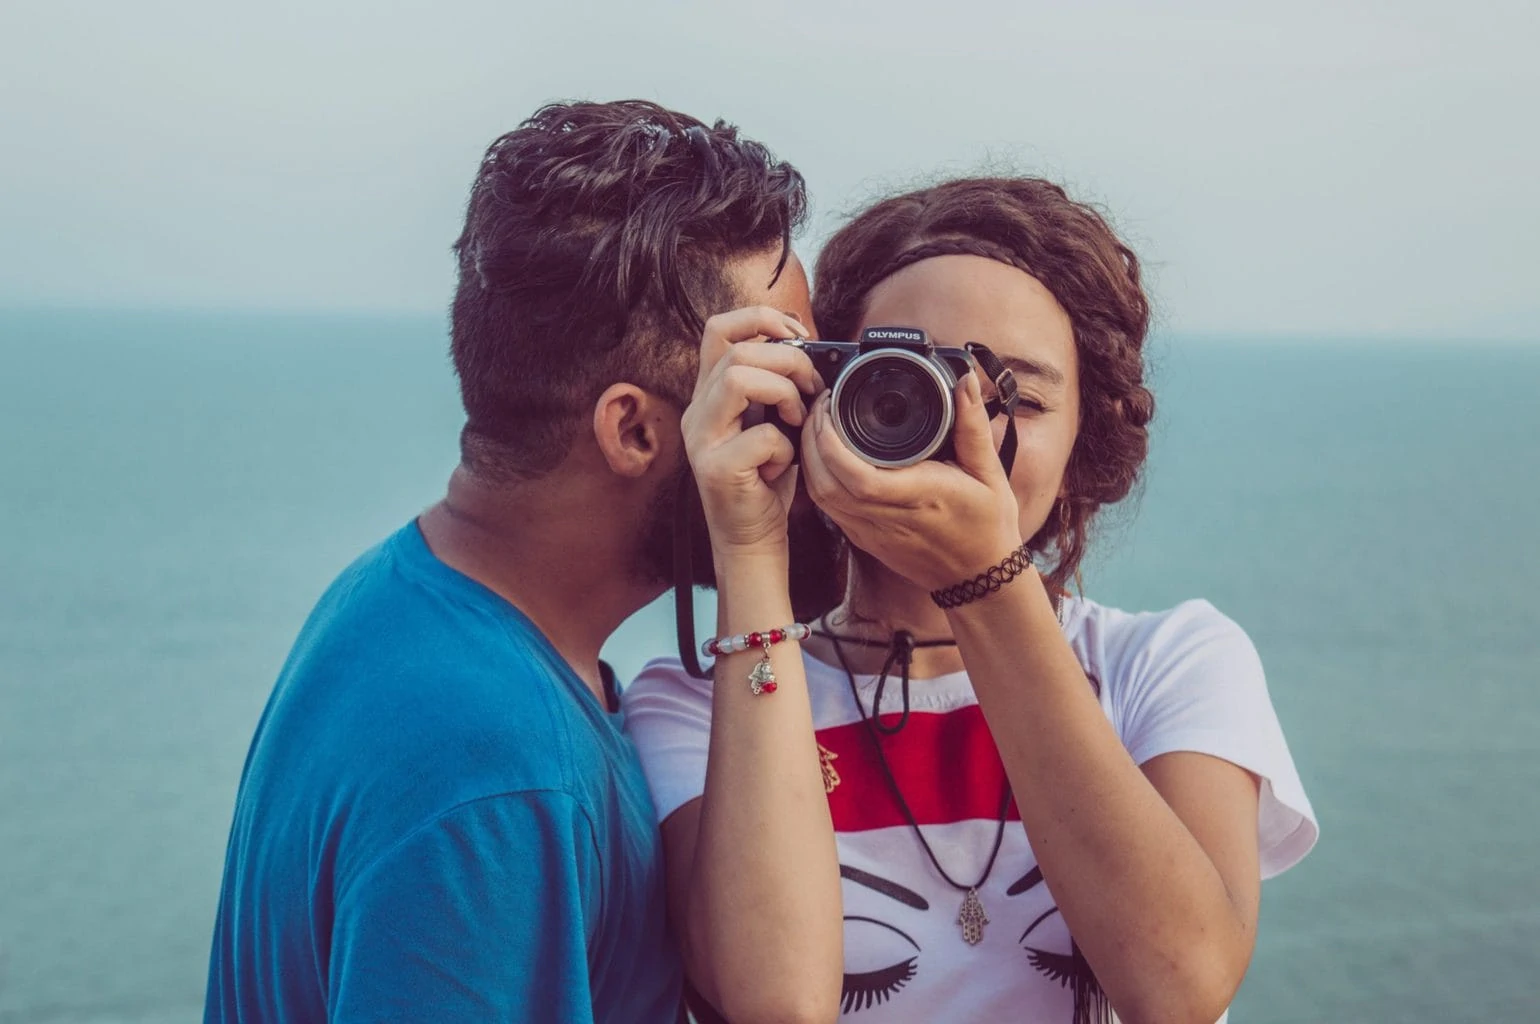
(952, 373, 1004, 480)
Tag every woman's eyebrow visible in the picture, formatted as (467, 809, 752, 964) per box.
(841, 864, 930, 910)
(997, 355, 1065, 387)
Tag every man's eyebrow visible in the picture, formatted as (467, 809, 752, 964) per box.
(1006, 865, 1045, 897)
(840, 864, 930, 910)
(997, 355, 1066, 387)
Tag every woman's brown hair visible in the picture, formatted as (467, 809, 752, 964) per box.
(801, 177, 1153, 609)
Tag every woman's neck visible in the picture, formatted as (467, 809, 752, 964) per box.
(804, 554, 968, 679)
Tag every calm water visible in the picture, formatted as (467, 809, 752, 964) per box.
(1, 309, 1537, 1023)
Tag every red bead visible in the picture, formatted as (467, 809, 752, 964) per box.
(769, 628, 785, 644)
(761, 681, 778, 694)
(746, 632, 761, 647)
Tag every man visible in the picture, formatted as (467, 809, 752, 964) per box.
(204, 99, 813, 1023)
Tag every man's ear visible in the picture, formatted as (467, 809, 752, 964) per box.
(592, 383, 678, 478)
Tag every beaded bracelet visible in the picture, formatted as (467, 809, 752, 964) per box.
(929, 543, 1036, 610)
(701, 623, 811, 695)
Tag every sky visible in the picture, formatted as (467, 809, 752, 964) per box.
(1, 0, 1535, 341)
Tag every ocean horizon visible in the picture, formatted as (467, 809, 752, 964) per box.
(2, 306, 1536, 1023)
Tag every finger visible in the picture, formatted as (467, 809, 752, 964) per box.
(799, 395, 849, 506)
(951, 372, 1009, 486)
(803, 392, 884, 510)
(810, 390, 913, 508)
(802, 398, 882, 535)
(696, 306, 811, 388)
(692, 364, 809, 438)
(702, 337, 825, 398)
(703, 420, 796, 484)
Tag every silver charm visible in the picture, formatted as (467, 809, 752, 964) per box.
(958, 887, 989, 944)
(747, 654, 777, 695)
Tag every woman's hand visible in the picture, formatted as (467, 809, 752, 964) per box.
(801, 370, 1022, 591)
(680, 306, 821, 561)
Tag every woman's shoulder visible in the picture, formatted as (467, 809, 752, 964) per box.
(1066, 595, 1262, 697)
(1070, 595, 1249, 644)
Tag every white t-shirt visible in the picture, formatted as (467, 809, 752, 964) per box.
(622, 597, 1318, 1024)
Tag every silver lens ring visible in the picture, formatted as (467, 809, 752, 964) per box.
(829, 347, 956, 468)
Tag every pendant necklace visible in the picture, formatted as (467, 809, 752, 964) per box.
(819, 623, 1012, 946)
(817, 595, 1067, 946)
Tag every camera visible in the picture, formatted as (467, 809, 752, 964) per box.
(770, 326, 977, 468)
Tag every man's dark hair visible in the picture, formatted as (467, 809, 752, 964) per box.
(450, 100, 808, 480)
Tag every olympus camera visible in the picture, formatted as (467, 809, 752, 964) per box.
(770, 326, 978, 468)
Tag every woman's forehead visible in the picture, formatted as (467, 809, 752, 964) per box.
(859, 255, 1075, 374)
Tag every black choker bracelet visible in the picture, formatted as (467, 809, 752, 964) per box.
(929, 542, 1035, 610)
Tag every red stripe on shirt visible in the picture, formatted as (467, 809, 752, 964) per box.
(816, 703, 1019, 832)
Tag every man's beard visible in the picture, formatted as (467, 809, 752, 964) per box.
(634, 467, 847, 624)
(633, 464, 715, 590)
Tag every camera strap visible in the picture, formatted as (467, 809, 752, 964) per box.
(673, 470, 712, 679)
(966, 342, 1021, 477)
(673, 348, 1022, 680)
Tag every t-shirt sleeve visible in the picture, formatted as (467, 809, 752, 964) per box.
(1111, 600, 1319, 879)
(330, 791, 602, 1023)
(619, 657, 715, 824)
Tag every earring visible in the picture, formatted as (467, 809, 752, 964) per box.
(1055, 495, 1077, 583)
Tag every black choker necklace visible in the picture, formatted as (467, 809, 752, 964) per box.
(812, 623, 957, 735)
(816, 623, 1011, 945)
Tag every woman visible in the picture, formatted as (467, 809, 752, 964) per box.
(623, 178, 1317, 1023)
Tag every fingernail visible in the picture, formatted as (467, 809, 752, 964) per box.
(965, 374, 982, 405)
(785, 317, 810, 338)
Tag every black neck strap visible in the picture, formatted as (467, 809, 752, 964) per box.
(813, 627, 955, 735)
(968, 341, 1020, 478)
(674, 470, 710, 680)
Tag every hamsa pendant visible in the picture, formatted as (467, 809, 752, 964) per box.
(817, 743, 841, 794)
(957, 887, 989, 945)
(747, 656, 778, 695)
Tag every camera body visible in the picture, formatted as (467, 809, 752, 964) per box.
(770, 326, 977, 468)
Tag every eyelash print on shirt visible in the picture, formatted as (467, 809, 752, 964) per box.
(840, 915, 921, 1015)
(1009, 866, 1111, 1024)
(840, 956, 918, 1014)
(1019, 907, 1111, 1024)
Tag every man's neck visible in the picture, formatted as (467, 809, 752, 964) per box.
(417, 465, 663, 704)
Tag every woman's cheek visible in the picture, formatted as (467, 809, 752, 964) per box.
(1008, 450, 1067, 541)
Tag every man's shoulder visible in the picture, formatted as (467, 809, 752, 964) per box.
(253, 526, 602, 822)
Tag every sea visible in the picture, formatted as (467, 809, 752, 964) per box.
(1, 307, 1536, 1023)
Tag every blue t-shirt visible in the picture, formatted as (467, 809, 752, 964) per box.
(205, 522, 682, 1023)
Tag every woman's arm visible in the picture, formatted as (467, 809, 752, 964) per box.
(663, 308, 843, 1024)
(800, 375, 1261, 1024)
(947, 577, 1261, 1024)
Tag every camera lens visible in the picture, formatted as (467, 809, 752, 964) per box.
(833, 350, 954, 467)
(871, 389, 910, 428)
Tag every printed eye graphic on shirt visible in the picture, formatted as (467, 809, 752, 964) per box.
(820, 700, 1112, 1020)
(1008, 865, 1108, 1022)
(838, 859, 1108, 1020)
(839, 865, 928, 1014)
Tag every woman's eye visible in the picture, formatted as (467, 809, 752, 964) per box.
(1014, 397, 1048, 417)
(841, 957, 917, 1014)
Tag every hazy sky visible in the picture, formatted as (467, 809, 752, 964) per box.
(2, 0, 1535, 340)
